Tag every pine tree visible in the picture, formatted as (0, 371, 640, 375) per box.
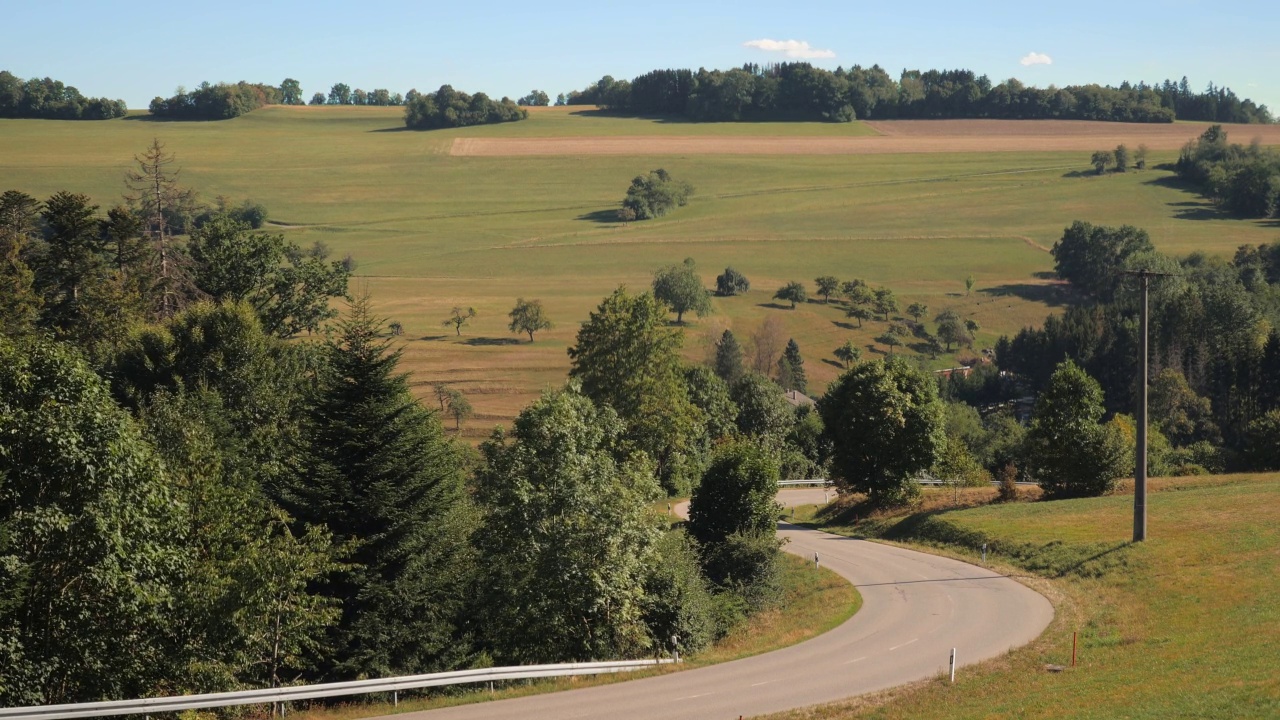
(714, 329, 744, 385)
(780, 339, 807, 394)
(284, 293, 475, 679)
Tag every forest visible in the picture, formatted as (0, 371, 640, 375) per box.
(564, 64, 1273, 124)
(0, 70, 127, 120)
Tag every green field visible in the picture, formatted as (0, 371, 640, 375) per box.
(779, 475, 1280, 719)
(3, 106, 1277, 436)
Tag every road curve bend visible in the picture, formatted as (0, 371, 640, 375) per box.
(375, 489, 1053, 720)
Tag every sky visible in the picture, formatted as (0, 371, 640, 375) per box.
(3, 0, 1278, 114)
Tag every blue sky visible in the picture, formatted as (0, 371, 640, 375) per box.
(3, 0, 1277, 113)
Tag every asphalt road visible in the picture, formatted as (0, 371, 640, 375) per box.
(377, 489, 1053, 720)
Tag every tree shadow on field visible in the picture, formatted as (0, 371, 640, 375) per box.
(757, 302, 793, 310)
(981, 283, 1073, 307)
(576, 209, 622, 224)
(462, 337, 521, 346)
(369, 126, 414, 133)
(419, 335, 448, 341)
(1168, 200, 1228, 221)
(1032, 271, 1057, 280)
(831, 321, 857, 331)
(822, 359, 846, 370)
(1061, 169, 1101, 179)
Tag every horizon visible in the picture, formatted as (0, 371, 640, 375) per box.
(3, 0, 1276, 116)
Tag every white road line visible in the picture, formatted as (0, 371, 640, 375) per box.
(889, 638, 919, 651)
(673, 693, 715, 701)
(750, 680, 779, 687)
(842, 656, 867, 665)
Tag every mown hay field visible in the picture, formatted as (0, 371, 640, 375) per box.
(2, 106, 1277, 437)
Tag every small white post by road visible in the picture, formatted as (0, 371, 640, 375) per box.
(982, 543, 987, 564)
(949, 648, 957, 683)
(814, 552, 819, 569)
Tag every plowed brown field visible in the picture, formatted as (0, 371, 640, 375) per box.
(450, 119, 1280, 156)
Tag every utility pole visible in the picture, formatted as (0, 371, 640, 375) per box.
(1121, 269, 1173, 542)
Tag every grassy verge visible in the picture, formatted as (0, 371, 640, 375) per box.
(771, 474, 1280, 719)
(281, 551, 859, 720)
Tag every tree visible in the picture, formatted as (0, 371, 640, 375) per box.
(750, 315, 787, 375)
(907, 302, 928, 322)
(935, 309, 968, 351)
(778, 338, 807, 393)
(713, 328, 745, 385)
(32, 191, 110, 330)
(715, 267, 750, 296)
(876, 323, 907, 354)
(964, 275, 975, 296)
(1244, 410, 1280, 471)
(443, 306, 476, 336)
(1114, 144, 1130, 172)
(774, 281, 807, 309)
(507, 297, 552, 342)
(818, 357, 945, 504)
(328, 83, 352, 105)
(1023, 361, 1131, 499)
(730, 373, 794, 448)
(814, 275, 840, 303)
(281, 293, 475, 678)
(188, 215, 287, 303)
(688, 442, 781, 545)
(124, 139, 196, 318)
(1135, 144, 1149, 170)
(279, 78, 303, 105)
(309, 92, 325, 106)
(1091, 149, 1114, 174)
(842, 280, 872, 306)
(684, 364, 738, 441)
(1051, 221, 1154, 300)
(846, 305, 873, 328)
(1149, 369, 1220, 445)
(444, 388, 473, 432)
(517, 90, 550, 106)
(653, 257, 712, 324)
(873, 287, 898, 320)
(834, 339, 861, 368)
(622, 169, 693, 220)
(474, 385, 661, 663)
(0, 190, 41, 336)
(0, 337, 184, 705)
(568, 288, 707, 495)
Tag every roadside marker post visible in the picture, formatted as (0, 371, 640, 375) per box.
(949, 648, 957, 683)
(814, 552, 819, 569)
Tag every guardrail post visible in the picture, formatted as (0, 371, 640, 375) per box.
(393, 691, 398, 707)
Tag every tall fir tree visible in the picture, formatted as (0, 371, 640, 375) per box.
(779, 339, 807, 394)
(714, 329, 744, 385)
(282, 293, 475, 679)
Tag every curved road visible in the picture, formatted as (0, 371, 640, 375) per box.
(377, 489, 1052, 720)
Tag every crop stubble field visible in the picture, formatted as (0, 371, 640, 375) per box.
(2, 106, 1277, 437)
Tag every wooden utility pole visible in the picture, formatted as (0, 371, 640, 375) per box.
(1121, 269, 1173, 542)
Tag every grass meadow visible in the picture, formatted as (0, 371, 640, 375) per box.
(3, 106, 1278, 436)
(778, 474, 1280, 719)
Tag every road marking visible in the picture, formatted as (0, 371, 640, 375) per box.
(889, 638, 919, 651)
(843, 656, 867, 665)
(750, 680, 778, 687)
(674, 692, 715, 700)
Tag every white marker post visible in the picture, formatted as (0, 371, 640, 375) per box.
(949, 648, 957, 683)
(814, 552, 820, 569)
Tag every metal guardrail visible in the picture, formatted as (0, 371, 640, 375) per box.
(0, 659, 677, 720)
(777, 479, 830, 487)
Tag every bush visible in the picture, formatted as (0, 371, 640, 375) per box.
(622, 169, 693, 220)
(640, 530, 718, 654)
(715, 267, 750, 296)
(403, 85, 527, 130)
(700, 530, 783, 611)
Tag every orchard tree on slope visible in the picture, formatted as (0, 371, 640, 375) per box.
(1023, 361, 1131, 499)
(652, 257, 712, 324)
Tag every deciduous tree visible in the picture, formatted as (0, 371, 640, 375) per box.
(1023, 361, 1131, 498)
(653, 257, 711, 324)
(814, 275, 840, 303)
(715, 266, 750, 296)
(774, 281, 807, 309)
(443, 306, 476, 336)
(818, 357, 945, 504)
(507, 297, 552, 341)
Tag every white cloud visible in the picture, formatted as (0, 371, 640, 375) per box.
(744, 39, 836, 60)
(1020, 52, 1053, 67)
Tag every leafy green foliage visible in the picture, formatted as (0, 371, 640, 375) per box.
(640, 530, 719, 655)
(0, 70, 126, 119)
(403, 85, 527, 129)
(0, 338, 183, 705)
(778, 338, 807, 394)
(622, 168, 693, 220)
(689, 442, 782, 546)
(474, 385, 661, 663)
(442, 306, 476, 336)
(568, 287, 708, 495)
(774, 281, 807, 309)
(834, 339, 861, 368)
(714, 266, 750, 296)
(730, 373, 794, 449)
(653, 257, 712, 323)
(814, 276, 840, 303)
(1176, 125, 1280, 218)
(0, 190, 41, 336)
(1051, 220, 1154, 300)
(507, 297, 552, 341)
(684, 365, 738, 441)
(819, 358, 945, 504)
(1023, 361, 1131, 499)
(149, 81, 281, 120)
